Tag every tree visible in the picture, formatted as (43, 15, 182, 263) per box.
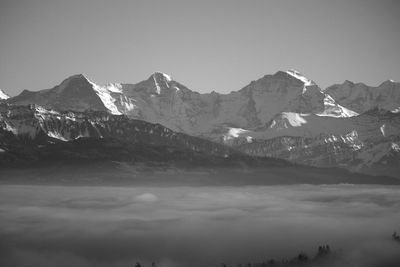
(393, 231, 400, 241)
(297, 253, 309, 262)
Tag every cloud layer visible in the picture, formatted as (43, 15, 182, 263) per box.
(0, 184, 399, 267)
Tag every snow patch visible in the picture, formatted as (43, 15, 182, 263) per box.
(392, 143, 400, 152)
(391, 107, 400, 113)
(340, 130, 363, 150)
(105, 83, 123, 93)
(317, 94, 359, 118)
(223, 127, 249, 142)
(123, 98, 136, 111)
(228, 127, 248, 138)
(47, 131, 68, 141)
(269, 120, 276, 129)
(282, 112, 308, 127)
(35, 106, 59, 115)
(380, 124, 386, 137)
(162, 73, 172, 82)
(0, 89, 10, 100)
(153, 75, 161, 95)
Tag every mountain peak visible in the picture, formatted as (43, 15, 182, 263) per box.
(343, 80, 354, 85)
(65, 73, 86, 79)
(381, 79, 398, 86)
(146, 72, 175, 94)
(62, 73, 90, 82)
(0, 89, 10, 100)
(152, 71, 173, 82)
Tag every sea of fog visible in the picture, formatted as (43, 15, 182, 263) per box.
(0, 184, 399, 267)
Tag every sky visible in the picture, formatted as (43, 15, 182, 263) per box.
(0, 0, 399, 96)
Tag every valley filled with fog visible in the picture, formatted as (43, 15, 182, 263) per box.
(0, 184, 399, 267)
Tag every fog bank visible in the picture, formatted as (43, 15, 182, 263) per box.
(0, 185, 399, 267)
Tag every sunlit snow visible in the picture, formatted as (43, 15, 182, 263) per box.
(0, 89, 10, 100)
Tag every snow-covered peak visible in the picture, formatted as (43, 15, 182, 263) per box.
(286, 69, 314, 86)
(150, 72, 175, 94)
(0, 89, 10, 100)
(153, 72, 173, 82)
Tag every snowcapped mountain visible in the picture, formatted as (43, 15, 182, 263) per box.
(3, 70, 400, 177)
(0, 89, 10, 100)
(8, 74, 109, 112)
(7, 69, 356, 136)
(325, 79, 400, 113)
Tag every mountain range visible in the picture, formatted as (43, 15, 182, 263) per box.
(1, 70, 399, 179)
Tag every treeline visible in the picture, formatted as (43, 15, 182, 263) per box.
(225, 245, 339, 267)
(132, 245, 339, 267)
(133, 232, 400, 267)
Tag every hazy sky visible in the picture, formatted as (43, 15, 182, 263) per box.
(0, 0, 399, 96)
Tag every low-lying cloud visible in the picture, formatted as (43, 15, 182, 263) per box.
(0, 184, 399, 267)
(135, 193, 159, 202)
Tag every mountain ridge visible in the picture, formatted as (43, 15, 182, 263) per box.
(2, 70, 400, 178)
